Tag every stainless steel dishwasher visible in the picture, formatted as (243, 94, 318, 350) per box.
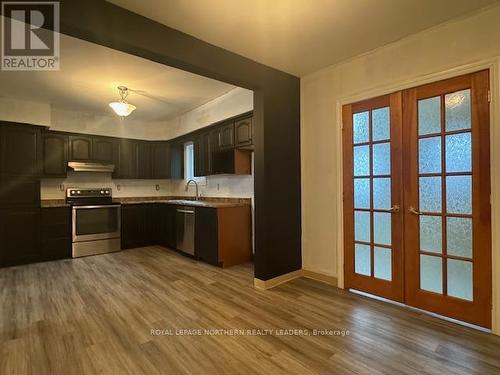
(176, 206, 195, 255)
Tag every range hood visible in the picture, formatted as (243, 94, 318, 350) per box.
(68, 162, 115, 173)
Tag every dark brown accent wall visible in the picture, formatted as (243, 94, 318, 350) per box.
(46, 0, 302, 280)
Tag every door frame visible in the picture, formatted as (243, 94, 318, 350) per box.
(335, 58, 500, 334)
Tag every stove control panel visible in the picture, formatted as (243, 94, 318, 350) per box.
(67, 188, 112, 198)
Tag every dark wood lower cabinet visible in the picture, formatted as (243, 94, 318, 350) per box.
(121, 203, 177, 250)
(41, 207, 71, 261)
(195, 206, 252, 267)
(195, 207, 219, 266)
(0, 208, 41, 267)
(121, 204, 146, 249)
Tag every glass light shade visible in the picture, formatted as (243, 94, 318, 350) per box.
(109, 101, 136, 117)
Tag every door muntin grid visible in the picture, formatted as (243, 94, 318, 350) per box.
(353, 107, 393, 281)
(417, 89, 473, 301)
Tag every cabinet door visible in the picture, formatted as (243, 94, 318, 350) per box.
(121, 204, 145, 249)
(152, 142, 170, 179)
(136, 141, 152, 179)
(235, 117, 253, 147)
(0, 208, 41, 267)
(169, 141, 184, 179)
(1, 123, 42, 176)
(92, 137, 116, 163)
(115, 139, 136, 179)
(219, 122, 235, 149)
(0, 176, 40, 208)
(69, 135, 92, 161)
(194, 135, 205, 177)
(41, 207, 71, 260)
(43, 132, 68, 177)
(195, 207, 219, 266)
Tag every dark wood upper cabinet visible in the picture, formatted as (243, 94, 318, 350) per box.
(136, 141, 152, 179)
(43, 132, 68, 177)
(151, 141, 170, 179)
(219, 122, 235, 149)
(114, 139, 136, 179)
(235, 117, 253, 148)
(194, 131, 213, 177)
(0, 123, 42, 176)
(92, 137, 116, 164)
(69, 135, 92, 161)
(213, 149, 251, 175)
(169, 141, 184, 179)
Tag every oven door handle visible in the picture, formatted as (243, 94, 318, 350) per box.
(72, 204, 121, 210)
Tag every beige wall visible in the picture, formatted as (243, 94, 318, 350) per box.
(301, 5, 500, 333)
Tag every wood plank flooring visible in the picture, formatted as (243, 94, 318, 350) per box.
(1, 246, 499, 374)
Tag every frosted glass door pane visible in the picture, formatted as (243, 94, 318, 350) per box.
(354, 145, 370, 176)
(374, 247, 392, 281)
(355, 244, 371, 276)
(419, 215, 442, 253)
(373, 178, 391, 209)
(353, 111, 369, 143)
(419, 137, 441, 173)
(354, 179, 370, 208)
(447, 217, 472, 258)
(418, 96, 441, 135)
(373, 143, 391, 175)
(445, 90, 471, 132)
(374, 212, 391, 245)
(447, 260, 473, 301)
(446, 133, 471, 173)
(419, 177, 442, 213)
(420, 255, 443, 294)
(372, 107, 390, 141)
(354, 211, 371, 242)
(446, 175, 472, 214)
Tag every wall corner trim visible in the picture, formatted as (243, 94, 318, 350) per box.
(253, 269, 338, 290)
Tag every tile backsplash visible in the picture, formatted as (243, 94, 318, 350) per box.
(40, 171, 253, 200)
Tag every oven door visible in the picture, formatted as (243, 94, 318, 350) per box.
(72, 205, 121, 243)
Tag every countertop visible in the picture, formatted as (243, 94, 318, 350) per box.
(41, 197, 251, 209)
(114, 197, 250, 208)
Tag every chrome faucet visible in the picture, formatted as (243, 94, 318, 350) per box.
(185, 179, 200, 200)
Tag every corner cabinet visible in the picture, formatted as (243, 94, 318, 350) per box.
(235, 116, 253, 148)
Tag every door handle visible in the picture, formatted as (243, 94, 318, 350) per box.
(409, 206, 422, 215)
(388, 204, 400, 213)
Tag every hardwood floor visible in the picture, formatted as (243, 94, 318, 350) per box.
(1, 246, 499, 374)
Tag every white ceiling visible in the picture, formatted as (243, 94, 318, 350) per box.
(0, 29, 235, 122)
(109, 0, 500, 76)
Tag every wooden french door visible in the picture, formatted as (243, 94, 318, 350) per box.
(343, 70, 492, 328)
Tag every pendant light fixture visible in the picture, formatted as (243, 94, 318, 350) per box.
(109, 86, 136, 117)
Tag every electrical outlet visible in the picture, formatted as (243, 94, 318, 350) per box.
(59, 184, 65, 192)
(155, 184, 160, 191)
(217, 183, 220, 191)
(116, 184, 122, 191)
